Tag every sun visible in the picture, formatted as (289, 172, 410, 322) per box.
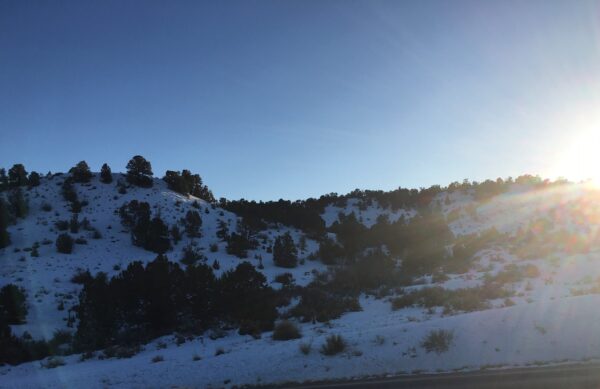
(554, 129, 600, 185)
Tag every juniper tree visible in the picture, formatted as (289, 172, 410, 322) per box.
(184, 210, 202, 237)
(27, 172, 40, 187)
(0, 169, 7, 191)
(126, 155, 153, 187)
(69, 161, 92, 183)
(8, 164, 28, 188)
(273, 232, 298, 268)
(100, 163, 112, 184)
(0, 199, 10, 248)
(7, 188, 28, 219)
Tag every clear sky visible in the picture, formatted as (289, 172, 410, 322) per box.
(1, 0, 600, 200)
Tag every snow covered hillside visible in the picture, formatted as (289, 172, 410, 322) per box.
(3, 171, 600, 389)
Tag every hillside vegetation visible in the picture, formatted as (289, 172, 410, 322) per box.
(2, 158, 600, 387)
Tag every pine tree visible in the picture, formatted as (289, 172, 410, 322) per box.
(0, 199, 10, 248)
(184, 210, 202, 237)
(145, 216, 171, 254)
(8, 164, 28, 188)
(100, 163, 112, 184)
(0, 285, 27, 324)
(56, 233, 74, 254)
(69, 161, 93, 183)
(0, 169, 7, 192)
(27, 171, 40, 187)
(126, 155, 153, 187)
(7, 188, 28, 219)
(273, 232, 298, 268)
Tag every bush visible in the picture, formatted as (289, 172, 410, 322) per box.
(421, 329, 454, 354)
(274, 273, 295, 287)
(41, 356, 65, 369)
(0, 284, 28, 324)
(291, 288, 361, 323)
(55, 220, 69, 231)
(272, 321, 301, 341)
(321, 334, 346, 356)
(391, 284, 510, 313)
(151, 355, 164, 363)
(273, 232, 298, 268)
(56, 233, 73, 254)
(299, 342, 312, 355)
(70, 269, 92, 284)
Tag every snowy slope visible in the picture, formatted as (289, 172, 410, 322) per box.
(4, 178, 600, 388)
(0, 173, 325, 339)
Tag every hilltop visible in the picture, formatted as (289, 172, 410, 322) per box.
(2, 157, 600, 388)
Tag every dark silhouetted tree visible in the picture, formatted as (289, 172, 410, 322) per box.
(184, 210, 202, 237)
(100, 163, 112, 184)
(126, 155, 153, 187)
(8, 164, 28, 188)
(69, 161, 92, 183)
(0, 169, 7, 191)
(56, 233, 74, 254)
(145, 216, 171, 254)
(7, 188, 28, 219)
(0, 199, 10, 248)
(27, 172, 40, 188)
(273, 232, 298, 268)
(0, 284, 27, 324)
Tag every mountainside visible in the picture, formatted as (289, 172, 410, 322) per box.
(2, 163, 600, 388)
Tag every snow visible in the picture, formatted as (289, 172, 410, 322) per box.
(4, 294, 600, 388)
(321, 198, 416, 228)
(4, 178, 600, 387)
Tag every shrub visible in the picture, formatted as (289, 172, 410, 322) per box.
(56, 233, 73, 254)
(391, 284, 510, 313)
(273, 232, 298, 268)
(70, 269, 92, 284)
(274, 273, 295, 287)
(0, 284, 28, 324)
(299, 342, 312, 355)
(54, 220, 69, 231)
(421, 329, 454, 354)
(321, 334, 346, 356)
(151, 355, 164, 363)
(181, 244, 205, 265)
(41, 356, 65, 369)
(291, 288, 361, 323)
(272, 320, 301, 341)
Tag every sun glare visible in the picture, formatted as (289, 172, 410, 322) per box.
(551, 107, 600, 186)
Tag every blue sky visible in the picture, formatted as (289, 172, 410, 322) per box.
(1, 0, 600, 200)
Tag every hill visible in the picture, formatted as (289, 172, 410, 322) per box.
(2, 159, 600, 388)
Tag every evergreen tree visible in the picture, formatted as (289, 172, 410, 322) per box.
(217, 262, 277, 334)
(0, 169, 7, 191)
(216, 220, 229, 240)
(0, 285, 27, 324)
(163, 169, 215, 202)
(184, 210, 202, 237)
(7, 188, 28, 219)
(145, 216, 171, 254)
(126, 155, 153, 187)
(170, 225, 182, 244)
(100, 163, 112, 184)
(56, 233, 74, 254)
(27, 171, 40, 187)
(69, 161, 93, 183)
(273, 232, 298, 268)
(8, 164, 28, 188)
(0, 199, 10, 248)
